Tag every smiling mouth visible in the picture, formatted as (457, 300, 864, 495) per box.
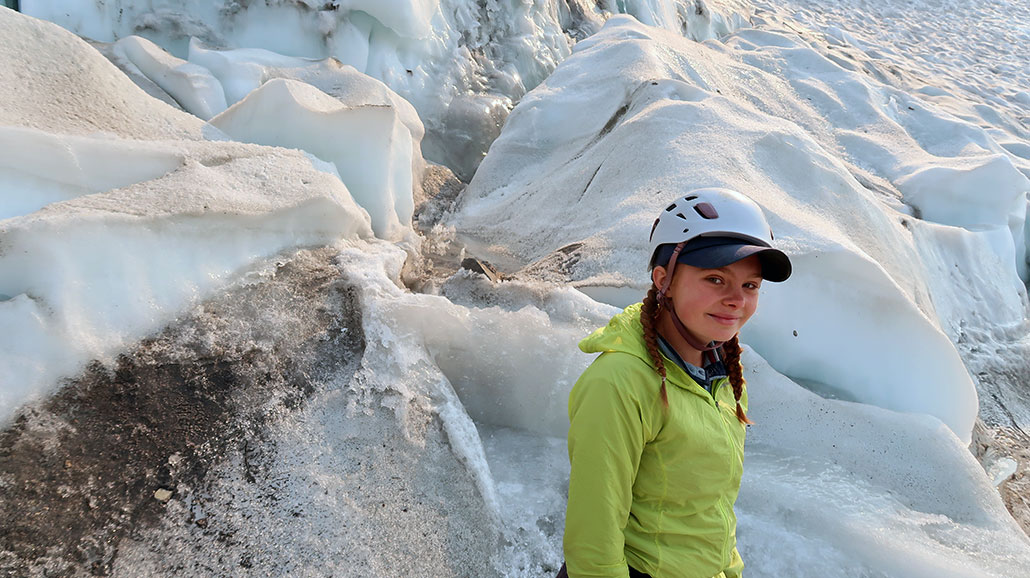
(708, 314, 741, 325)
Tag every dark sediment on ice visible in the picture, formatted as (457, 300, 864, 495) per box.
(0, 246, 498, 577)
(0, 247, 362, 576)
(967, 336, 1030, 538)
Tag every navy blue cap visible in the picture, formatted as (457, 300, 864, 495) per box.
(652, 236, 792, 282)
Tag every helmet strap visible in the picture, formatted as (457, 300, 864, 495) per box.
(657, 242, 685, 295)
(657, 293, 722, 352)
(657, 241, 723, 353)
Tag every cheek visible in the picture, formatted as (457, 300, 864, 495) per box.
(741, 295, 759, 322)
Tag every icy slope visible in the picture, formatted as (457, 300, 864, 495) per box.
(450, 16, 1029, 441)
(751, 0, 1030, 170)
(0, 7, 204, 139)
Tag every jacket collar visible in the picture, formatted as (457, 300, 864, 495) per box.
(579, 302, 726, 393)
(656, 334, 728, 392)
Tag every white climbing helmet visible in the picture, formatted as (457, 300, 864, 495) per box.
(648, 187, 791, 282)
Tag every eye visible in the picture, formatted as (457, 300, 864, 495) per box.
(706, 276, 724, 285)
(744, 281, 761, 290)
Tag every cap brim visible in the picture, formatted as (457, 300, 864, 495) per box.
(678, 242, 792, 282)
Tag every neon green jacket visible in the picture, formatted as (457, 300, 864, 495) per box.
(564, 303, 747, 578)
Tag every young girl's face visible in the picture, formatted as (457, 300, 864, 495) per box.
(654, 255, 763, 344)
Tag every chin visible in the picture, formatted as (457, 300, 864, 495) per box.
(705, 327, 740, 343)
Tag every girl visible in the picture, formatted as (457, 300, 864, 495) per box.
(559, 188, 791, 578)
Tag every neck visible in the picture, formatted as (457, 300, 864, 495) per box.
(656, 311, 705, 366)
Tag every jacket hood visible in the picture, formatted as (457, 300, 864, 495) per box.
(579, 302, 651, 361)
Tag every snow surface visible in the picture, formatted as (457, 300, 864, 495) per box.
(4, 1, 1030, 577)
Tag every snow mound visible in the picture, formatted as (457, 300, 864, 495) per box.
(209, 78, 423, 242)
(744, 248, 977, 439)
(739, 347, 1030, 578)
(187, 39, 425, 141)
(0, 7, 203, 140)
(186, 39, 326, 106)
(114, 35, 228, 120)
(450, 16, 995, 441)
(87, 32, 426, 242)
(895, 154, 1028, 273)
(0, 140, 373, 425)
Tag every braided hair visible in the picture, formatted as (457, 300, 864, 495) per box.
(720, 334, 754, 425)
(640, 285, 668, 406)
(640, 283, 753, 424)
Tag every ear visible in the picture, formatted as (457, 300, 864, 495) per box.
(651, 266, 668, 291)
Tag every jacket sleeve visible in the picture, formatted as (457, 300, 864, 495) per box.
(564, 354, 651, 578)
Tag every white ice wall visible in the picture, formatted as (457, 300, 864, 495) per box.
(0, 139, 373, 424)
(115, 34, 227, 120)
(209, 78, 421, 242)
(450, 15, 1017, 441)
(20, 0, 754, 179)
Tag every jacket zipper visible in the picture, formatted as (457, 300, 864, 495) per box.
(711, 378, 737, 563)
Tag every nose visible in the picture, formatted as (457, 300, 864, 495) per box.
(723, 286, 745, 308)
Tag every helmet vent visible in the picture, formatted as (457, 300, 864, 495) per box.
(666, 203, 677, 212)
(685, 195, 698, 201)
(694, 202, 719, 219)
(682, 227, 690, 233)
(650, 218, 660, 240)
(676, 213, 687, 220)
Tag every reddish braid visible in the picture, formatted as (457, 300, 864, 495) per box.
(721, 335, 754, 425)
(640, 285, 668, 406)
